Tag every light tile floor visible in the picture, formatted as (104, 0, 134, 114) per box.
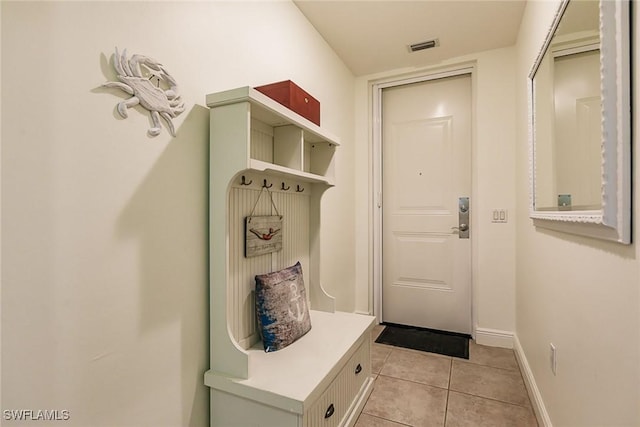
(355, 325, 538, 427)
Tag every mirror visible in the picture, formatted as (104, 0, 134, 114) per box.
(528, 0, 631, 244)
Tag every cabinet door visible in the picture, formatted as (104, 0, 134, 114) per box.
(304, 339, 370, 427)
(346, 340, 370, 399)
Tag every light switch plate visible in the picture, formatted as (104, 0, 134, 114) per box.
(492, 209, 508, 223)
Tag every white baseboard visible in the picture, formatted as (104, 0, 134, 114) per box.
(513, 334, 553, 427)
(474, 327, 513, 348)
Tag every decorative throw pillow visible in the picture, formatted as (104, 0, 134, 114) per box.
(255, 262, 312, 352)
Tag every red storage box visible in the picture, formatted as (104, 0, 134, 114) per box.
(254, 80, 320, 126)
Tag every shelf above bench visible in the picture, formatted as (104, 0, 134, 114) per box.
(249, 159, 335, 186)
(207, 86, 339, 186)
(206, 86, 340, 147)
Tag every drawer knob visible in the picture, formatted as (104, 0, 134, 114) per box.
(324, 403, 335, 419)
(355, 363, 362, 375)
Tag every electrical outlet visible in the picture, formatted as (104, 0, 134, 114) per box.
(550, 343, 557, 375)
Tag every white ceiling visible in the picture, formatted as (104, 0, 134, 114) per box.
(294, 0, 527, 76)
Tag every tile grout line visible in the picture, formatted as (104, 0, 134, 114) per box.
(376, 373, 450, 391)
(452, 357, 521, 372)
(443, 358, 453, 426)
(365, 413, 413, 427)
(448, 389, 536, 410)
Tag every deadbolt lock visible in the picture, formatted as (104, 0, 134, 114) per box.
(457, 197, 470, 239)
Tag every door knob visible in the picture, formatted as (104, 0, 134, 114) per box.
(451, 224, 469, 233)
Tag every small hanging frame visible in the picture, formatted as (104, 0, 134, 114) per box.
(245, 186, 283, 258)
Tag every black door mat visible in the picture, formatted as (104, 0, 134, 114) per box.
(375, 323, 470, 359)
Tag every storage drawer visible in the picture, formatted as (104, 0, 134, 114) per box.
(255, 80, 320, 126)
(347, 339, 370, 398)
(304, 339, 371, 427)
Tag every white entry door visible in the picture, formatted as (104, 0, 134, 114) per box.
(382, 73, 471, 335)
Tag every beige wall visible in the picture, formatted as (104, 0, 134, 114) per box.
(353, 47, 518, 343)
(0, 2, 354, 425)
(515, 1, 640, 426)
(4, 1, 639, 426)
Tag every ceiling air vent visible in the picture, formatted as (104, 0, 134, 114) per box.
(409, 39, 440, 52)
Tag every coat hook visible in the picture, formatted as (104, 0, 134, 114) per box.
(262, 179, 273, 189)
(281, 182, 290, 191)
(240, 175, 252, 186)
(296, 185, 305, 193)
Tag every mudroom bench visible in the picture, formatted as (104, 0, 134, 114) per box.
(204, 86, 375, 426)
(205, 310, 374, 427)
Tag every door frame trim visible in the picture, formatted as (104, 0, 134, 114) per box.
(371, 63, 477, 336)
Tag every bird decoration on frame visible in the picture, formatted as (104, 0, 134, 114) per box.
(102, 47, 185, 137)
(245, 216, 283, 258)
(249, 226, 281, 241)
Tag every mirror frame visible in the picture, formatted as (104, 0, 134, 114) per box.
(528, 0, 631, 244)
